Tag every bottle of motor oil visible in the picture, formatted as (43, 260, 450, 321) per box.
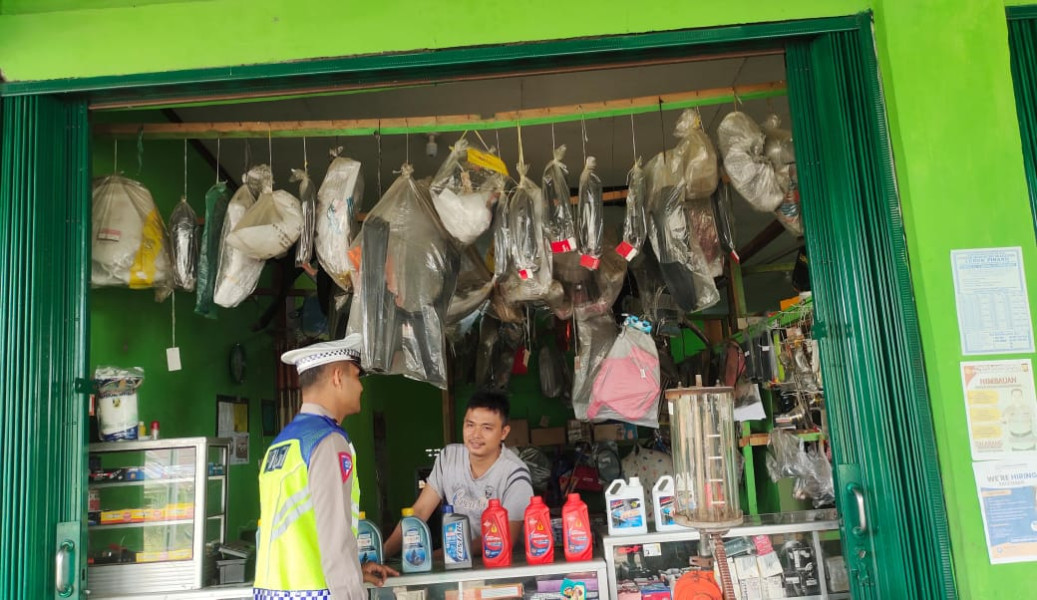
(562, 494, 593, 561)
(481, 498, 512, 568)
(357, 511, 384, 564)
(604, 477, 648, 535)
(652, 476, 689, 532)
(524, 496, 554, 564)
(400, 508, 432, 573)
(442, 504, 472, 570)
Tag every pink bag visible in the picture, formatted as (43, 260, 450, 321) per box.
(587, 318, 661, 427)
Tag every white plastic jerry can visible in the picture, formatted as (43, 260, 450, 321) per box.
(604, 477, 648, 536)
(652, 475, 690, 532)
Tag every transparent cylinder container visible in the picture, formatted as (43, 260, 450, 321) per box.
(667, 386, 743, 530)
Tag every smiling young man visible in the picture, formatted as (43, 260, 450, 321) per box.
(384, 390, 533, 556)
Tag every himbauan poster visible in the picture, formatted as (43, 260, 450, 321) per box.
(951, 247, 1034, 355)
(961, 360, 1037, 461)
(973, 460, 1037, 564)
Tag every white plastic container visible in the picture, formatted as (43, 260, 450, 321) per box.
(652, 476, 690, 532)
(604, 477, 648, 535)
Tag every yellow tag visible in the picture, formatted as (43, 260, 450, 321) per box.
(467, 148, 509, 176)
(129, 209, 164, 288)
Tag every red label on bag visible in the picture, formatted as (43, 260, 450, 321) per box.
(550, 238, 575, 253)
(518, 268, 533, 280)
(615, 241, 638, 261)
(579, 254, 600, 270)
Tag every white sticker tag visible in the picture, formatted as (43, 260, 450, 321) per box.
(166, 347, 182, 372)
(643, 543, 662, 557)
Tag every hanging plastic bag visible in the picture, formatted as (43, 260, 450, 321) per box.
(195, 182, 229, 318)
(538, 344, 566, 399)
(712, 180, 738, 261)
(718, 111, 785, 212)
(501, 163, 554, 303)
(346, 164, 460, 389)
(292, 168, 317, 267)
(685, 198, 723, 278)
(91, 175, 174, 293)
(542, 145, 577, 253)
(93, 366, 145, 441)
(316, 149, 364, 291)
(616, 159, 648, 261)
(588, 316, 661, 427)
(169, 196, 199, 292)
(492, 187, 512, 280)
(475, 313, 524, 391)
(226, 180, 303, 260)
(761, 114, 803, 236)
(447, 246, 494, 329)
(674, 109, 719, 200)
(572, 313, 620, 421)
(430, 139, 505, 245)
(644, 149, 720, 314)
(554, 239, 628, 321)
(213, 167, 269, 308)
(577, 156, 604, 270)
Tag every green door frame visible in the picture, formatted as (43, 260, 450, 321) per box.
(1007, 6, 1037, 236)
(0, 10, 954, 598)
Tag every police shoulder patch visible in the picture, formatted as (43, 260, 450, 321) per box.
(339, 451, 354, 482)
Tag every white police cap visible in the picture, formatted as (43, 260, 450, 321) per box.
(280, 334, 364, 375)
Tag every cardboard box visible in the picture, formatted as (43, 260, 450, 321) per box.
(505, 419, 530, 447)
(593, 423, 638, 442)
(567, 420, 592, 444)
(531, 427, 566, 447)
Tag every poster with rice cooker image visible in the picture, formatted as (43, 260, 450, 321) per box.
(961, 360, 1037, 460)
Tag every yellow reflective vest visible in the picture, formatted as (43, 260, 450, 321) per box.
(253, 413, 360, 599)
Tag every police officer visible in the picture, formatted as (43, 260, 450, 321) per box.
(254, 334, 398, 600)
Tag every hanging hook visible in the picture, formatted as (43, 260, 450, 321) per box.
(629, 113, 638, 163)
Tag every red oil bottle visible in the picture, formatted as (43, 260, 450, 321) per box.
(562, 493, 593, 561)
(524, 496, 554, 564)
(481, 498, 512, 567)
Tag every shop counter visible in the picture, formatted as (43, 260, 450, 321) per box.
(89, 582, 252, 600)
(602, 509, 848, 600)
(370, 557, 609, 600)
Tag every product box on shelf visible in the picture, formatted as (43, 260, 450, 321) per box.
(506, 419, 531, 447)
(531, 427, 566, 447)
(593, 423, 637, 442)
(567, 420, 593, 444)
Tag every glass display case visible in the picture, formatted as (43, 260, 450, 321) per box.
(602, 510, 847, 600)
(369, 558, 609, 600)
(86, 437, 230, 596)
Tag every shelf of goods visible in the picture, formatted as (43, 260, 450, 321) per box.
(87, 437, 231, 597)
(369, 557, 609, 600)
(602, 510, 849, 600)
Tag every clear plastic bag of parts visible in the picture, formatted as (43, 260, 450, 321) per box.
(346, 164, 460, 389)
(430, 139, 505, 245)
(213, 165, 271, 308)
(588, 316, 661, 427)
(91, 175, 174, 296)
(195, 182, 230, 317)
(475, 312, 524, 391)
(554, 238, 628, 321)
(686, 197, 723, 278)
(766, 428, 834, 508)
(572, 313, 620, 421)
(168, 196, 199, 292)
(712, 180, 738, 260)
(446, 246, 494, 339)
(226, 180, 303, 260)
(673, 109, 719, 200)
(644, 148, 720, 314)
(492, 185, 512, 279)
(316, 148, 364, 291)
(292, 168, 317, 267)
(542, 145, 577, 253)
(502, 163, 554, 303)
(718, 111, 785, 212)
(616, 159, 648, 261)
(576, 157, 604, 270)
(538, 343, 568, 399)
(761, 114, 803, 236)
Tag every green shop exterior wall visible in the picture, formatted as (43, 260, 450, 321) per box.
(90, 133, 276, 541)
(3, 0, 1037, 596)
(871, 0, 1037, 596)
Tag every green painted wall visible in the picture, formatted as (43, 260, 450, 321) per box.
(872, 1, 1037, 595)
(5, 0, 1037, 596)
(90, 131, 276, 542)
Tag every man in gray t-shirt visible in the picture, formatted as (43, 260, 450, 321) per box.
(385, 391, 534, 555)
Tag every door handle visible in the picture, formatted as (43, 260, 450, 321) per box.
(55, 539, 74, 597)
(847, 483, 867, 536)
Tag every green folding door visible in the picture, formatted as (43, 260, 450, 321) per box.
(0, 94, 90, 599)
